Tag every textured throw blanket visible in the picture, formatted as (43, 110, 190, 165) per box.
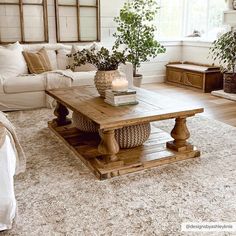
(0, 124, 6, 148)
(0, 112, 26, 175)
(43, 70, 76, 108)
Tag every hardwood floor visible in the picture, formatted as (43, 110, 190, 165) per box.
(143, 83, 236, 127)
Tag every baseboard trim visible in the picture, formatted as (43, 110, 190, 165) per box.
(142, 75, 165, 84)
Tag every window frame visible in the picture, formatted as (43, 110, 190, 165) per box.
(157, 0, 226, 40)
(54, 0, 101, 43)
(0, 0, 49, 44)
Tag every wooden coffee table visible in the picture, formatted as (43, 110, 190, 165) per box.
(46, 86, 204, 180)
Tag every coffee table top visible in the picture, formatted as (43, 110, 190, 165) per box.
(46, 86, 204, 130)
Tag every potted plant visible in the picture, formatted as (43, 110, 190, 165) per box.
(113, 0, 166, 87)
(209, 30, 236, 93)
(67, 47, 127, 97)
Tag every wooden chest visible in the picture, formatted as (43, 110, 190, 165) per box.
(166, 62, 223, 93)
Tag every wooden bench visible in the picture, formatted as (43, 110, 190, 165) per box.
(166, 62, 223, 93)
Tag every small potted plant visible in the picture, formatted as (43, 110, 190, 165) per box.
(67, 47, 127, 97)
(209, 30, 236, 93)
(113, 0, 166, 87)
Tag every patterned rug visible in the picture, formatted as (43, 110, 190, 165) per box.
(1, 109, 236, 236)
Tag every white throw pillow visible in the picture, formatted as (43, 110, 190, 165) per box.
(56, 48, 71, 70)
(0, 42, 28, 78)
(76, 42, 101, 51)
(46, 49, 58, 70)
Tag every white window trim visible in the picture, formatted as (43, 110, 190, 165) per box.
(157, 0, 226, 41)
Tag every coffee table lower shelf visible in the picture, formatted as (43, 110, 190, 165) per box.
(48, 121, 200, 180)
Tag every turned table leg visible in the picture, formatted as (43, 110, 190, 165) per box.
(166, 117, 193, 152)
(53, 102, 71, 126)
(98, 130, 120, 163)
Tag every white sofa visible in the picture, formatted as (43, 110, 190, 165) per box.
(0, 131, 17, 231)
(0, 43, 133, 111)
(0, 110, 26, 231)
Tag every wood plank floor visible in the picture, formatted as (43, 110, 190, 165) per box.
(143, 83, 236, 127)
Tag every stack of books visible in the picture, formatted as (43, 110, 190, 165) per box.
(105, 89, 138, 106)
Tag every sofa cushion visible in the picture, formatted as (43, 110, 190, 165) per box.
(46, 50, 58, 70)
(23, 48, 52, 74)
(0, 42, 28, 78)
(3, 74, 45, 94)
(56, 48, 71, 70)
(22, 43, 71, 52)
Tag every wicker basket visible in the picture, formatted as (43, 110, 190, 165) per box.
(115, 123, 151, 148)
(72, 112, 97, 133)
(72, 112, 151, 148)
(224, 73, 236, 93)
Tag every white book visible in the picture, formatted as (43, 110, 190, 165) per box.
(105, 94, 137, 100)
(105, 89, 136, 97)
(104, 99, 139, 106)
(106, 96, 137, 103)
(106, 95, 137, 103)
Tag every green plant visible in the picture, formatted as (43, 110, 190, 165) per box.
(67, 47, 127, 71)
(209, 30, 236, 74)
(113, 0, 166, 76)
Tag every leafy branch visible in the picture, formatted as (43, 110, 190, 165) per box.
(209, 30, 236, 74)
(67, 47, 127, 71)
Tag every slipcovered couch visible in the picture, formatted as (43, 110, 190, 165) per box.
(0, 111, 26, 231)
(0, 43, 133, 111)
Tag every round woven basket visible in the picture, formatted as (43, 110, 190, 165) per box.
(115, 123, 151, 148)
(73, 112, 151, 148)
(72, 112, 97, 133)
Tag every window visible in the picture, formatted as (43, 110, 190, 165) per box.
(157, 0, 226, 40)
(157, 0, 185, 39)
(186, 0, 226, 38)
(0, 0, 48, 43)
(55, 0, 100, 43)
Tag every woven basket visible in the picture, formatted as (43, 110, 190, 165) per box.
(94, 70, 121, 98)
(115, 123, 151, 148)
(72, 112, 97, 133)
(224, 73, 236, 93)
(72, 112, 151, 148)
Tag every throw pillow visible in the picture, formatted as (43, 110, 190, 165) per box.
(56, 48, 71, 70)
(46, 49, 58, 70)
(0, 41, 28, 78)
(22, 48, 52, 74)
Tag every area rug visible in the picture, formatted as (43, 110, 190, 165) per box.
(212, 90, 236, 102)
(1, 109, 236, 236)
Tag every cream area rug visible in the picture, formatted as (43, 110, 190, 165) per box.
(1, 109, 236, 236)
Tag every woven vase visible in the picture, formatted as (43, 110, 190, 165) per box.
(94, 70, 121, 98)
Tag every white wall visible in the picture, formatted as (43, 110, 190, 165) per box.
(181, 40, 215, 65)
(46, 0, 184, 84)
(1, 0, 214, 84)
